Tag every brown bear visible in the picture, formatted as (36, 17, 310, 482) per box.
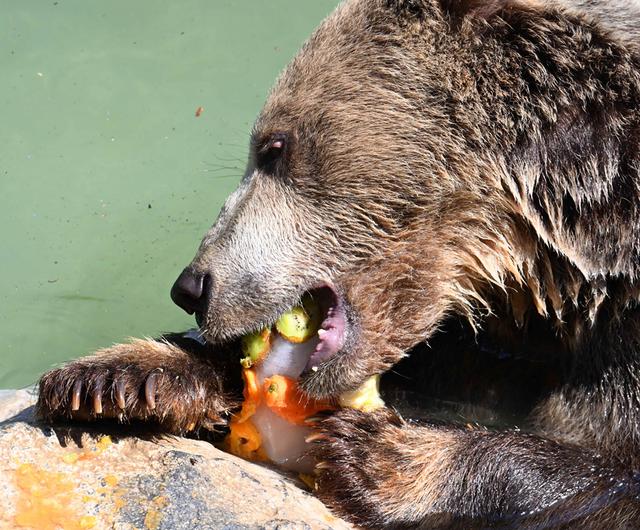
(38, 0, 640, 528)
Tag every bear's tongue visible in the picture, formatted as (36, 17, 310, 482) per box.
(306, 308, 345, 372)
(303, 284, 346, 373)
(256, 304, 346, 380)
(257, 283, 347, 377)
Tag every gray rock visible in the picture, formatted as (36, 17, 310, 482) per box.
(0, 390, 352, 530)
(0, 387, 37, 422)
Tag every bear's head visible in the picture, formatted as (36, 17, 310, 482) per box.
(170, 0, 640, 398)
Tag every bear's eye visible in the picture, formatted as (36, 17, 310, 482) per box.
(257, 133, 287, 171)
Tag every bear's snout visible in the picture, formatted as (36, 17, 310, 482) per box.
(170, 267, 211, 322)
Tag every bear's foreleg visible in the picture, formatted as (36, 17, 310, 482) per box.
(311, 408, 640, 529)
(36, 333, 242, 434)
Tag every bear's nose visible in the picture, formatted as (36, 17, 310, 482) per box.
(170, 268, 209, 315)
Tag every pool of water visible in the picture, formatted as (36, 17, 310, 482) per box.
(0, 0, 338, 388)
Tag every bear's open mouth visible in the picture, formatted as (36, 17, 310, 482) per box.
(193, 283, 347, 372)
(303, 283, 347, 372)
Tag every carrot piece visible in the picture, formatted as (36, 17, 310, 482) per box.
(226, 369, 266, 461)
(243, 369, 261, 399)
(263, 375, 332, 424)
(227, 370, 332, 462)
(226, 418, 267, 461)
(234, 369, 261, 423)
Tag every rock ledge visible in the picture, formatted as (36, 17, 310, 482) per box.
(0, 389, 351, 530)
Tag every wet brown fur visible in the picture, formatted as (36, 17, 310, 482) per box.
(36, 0, 640, 528)
(38, 335, 242, 434)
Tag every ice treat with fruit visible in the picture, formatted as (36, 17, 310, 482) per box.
(225, 291, 384, 472)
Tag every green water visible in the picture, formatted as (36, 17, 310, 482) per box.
(0, 1, 339, 389)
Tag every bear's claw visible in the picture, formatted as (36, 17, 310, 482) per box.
(144, 371, 158, 410)
(38, 361, 162, 422)
(71, 379, 82, 411)
(35, 339, 239, 434)
(115, 378, 126, 410)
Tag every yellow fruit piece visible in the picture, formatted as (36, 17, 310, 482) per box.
(275, 295, 321, 343)
(241, 328, 271, 367)
(338, 375, 385, 412)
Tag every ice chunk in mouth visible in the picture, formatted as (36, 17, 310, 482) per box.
(225, 284, 363, 473)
